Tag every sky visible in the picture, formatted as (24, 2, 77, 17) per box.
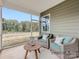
(2, 7, 39, 22)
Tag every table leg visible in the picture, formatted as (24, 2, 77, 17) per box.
(35, 50, 38, 59)
(25, 50, 28, 59)
(38, 49, 40, 53)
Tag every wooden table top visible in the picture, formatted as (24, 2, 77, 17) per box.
(24, 41, 41, 51)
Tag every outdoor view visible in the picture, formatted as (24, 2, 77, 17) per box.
(2, 7, 39, 48)
(41, 15, 50, 33)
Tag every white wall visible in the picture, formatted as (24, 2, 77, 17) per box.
(41, 0, 79, 38)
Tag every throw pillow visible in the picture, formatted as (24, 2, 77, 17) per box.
(54, 36, 64, 46)
(42, 34, 48, 40)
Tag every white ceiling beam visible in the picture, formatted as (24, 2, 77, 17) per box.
(3, 0, 40, 16)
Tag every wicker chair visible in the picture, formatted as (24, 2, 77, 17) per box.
(50, 37, 79, 59)
(38, 34, 54, 49)
(64, 38, 79, 59)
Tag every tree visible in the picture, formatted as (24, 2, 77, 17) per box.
(2, 18, 39, 33)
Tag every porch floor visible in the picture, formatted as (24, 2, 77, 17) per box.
(0, 45, 60, 59)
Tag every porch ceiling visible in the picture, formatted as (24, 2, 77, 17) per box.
(3, 0, 65, 15)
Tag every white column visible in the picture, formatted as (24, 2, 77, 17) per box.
(30, 15, 32, 37)
(0, 7, 2, 51)
(0, 0, 3, 50)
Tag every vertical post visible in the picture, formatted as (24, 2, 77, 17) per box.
(39, 16, 41, 35)
(30, 14, 32, 39)
(0, 0, 3, 52)
(0, 6, 2, 51)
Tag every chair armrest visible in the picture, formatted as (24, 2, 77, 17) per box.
(38, 36, 42, 40)
(50, 38, 55, 43)
(64, 38, 76, 46)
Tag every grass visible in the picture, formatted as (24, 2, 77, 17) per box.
(2, 32, 39, 47)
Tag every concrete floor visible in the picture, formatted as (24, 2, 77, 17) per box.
(0, 45, 60, 59)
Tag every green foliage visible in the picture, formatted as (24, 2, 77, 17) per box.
(2, 18, 39, 33)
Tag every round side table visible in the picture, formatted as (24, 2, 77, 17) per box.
(24, 43, 41, 59)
